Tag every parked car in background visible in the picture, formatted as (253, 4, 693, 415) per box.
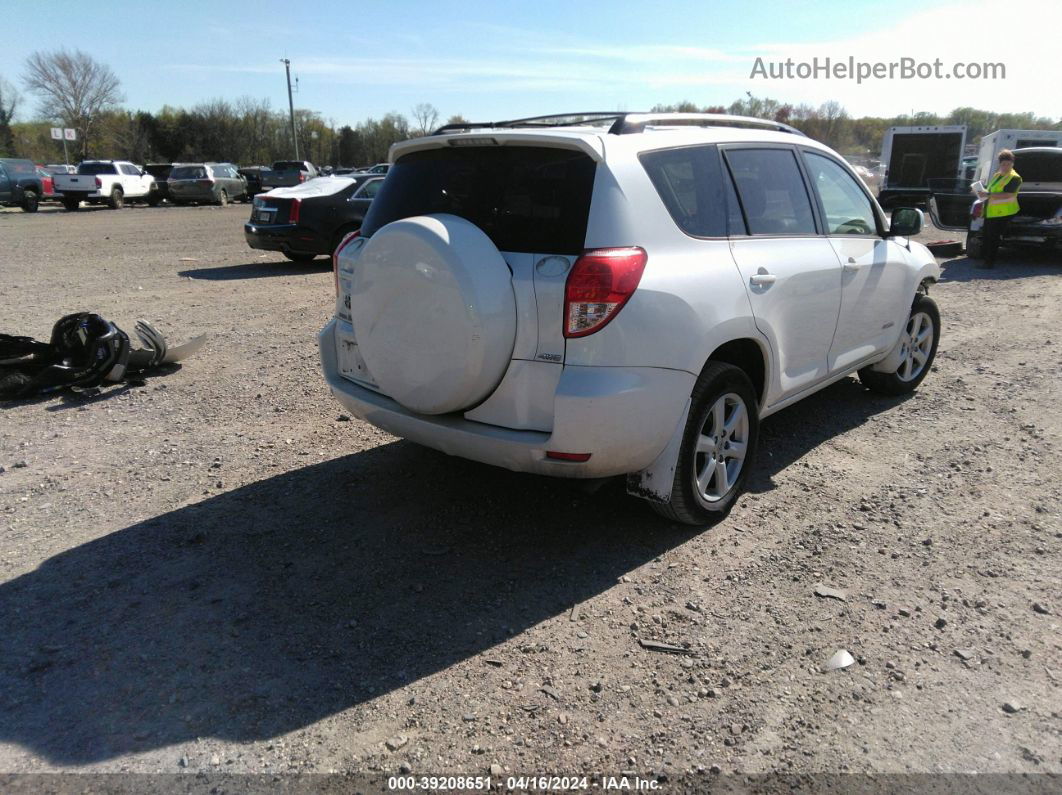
(366, 163, 389, 174)
(260, 160, 319, 189)
(167, 162, 247, 206)
(931, 147, 1062, 259)
(143, 164, 175, 203)
(0, 159, 44, 212)
(877, 125, 966, 208)
(238, 166, 267, 199)
(322, 112, 941, 524)
(45, 163, 77, 175)
(245, 173, 383, 262)
(53, 160, 158, 210)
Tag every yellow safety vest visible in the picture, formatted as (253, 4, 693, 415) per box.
(985, 169, 1021, 218)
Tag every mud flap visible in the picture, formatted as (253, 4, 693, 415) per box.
(625, 398, 691, 504)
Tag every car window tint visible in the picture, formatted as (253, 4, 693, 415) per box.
(362, 146, 596, 254)
(804, 152, 878, 235)
(171, 166, 207, 179)
(356, 179, 382, 199)
(77, 163, 118, 175)
(639, 145, 726, 237)
(723, 168, 747, 236)
(724, 149, 817, 236)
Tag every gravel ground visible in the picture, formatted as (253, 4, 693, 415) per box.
(0, 203, 1060, 787)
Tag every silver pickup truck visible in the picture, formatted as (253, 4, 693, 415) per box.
(260, 160, 319, 190)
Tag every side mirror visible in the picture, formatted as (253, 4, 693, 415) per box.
(889, 207, 923, 237)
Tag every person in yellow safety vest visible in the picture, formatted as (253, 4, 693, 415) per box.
(975, 149, 1022, 269)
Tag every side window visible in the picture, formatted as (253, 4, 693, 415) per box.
(803, 151, 878, 235)
(723, 169, 747, 236)
(723, 148, 817, 236)
(356, 178, 382, 199)
(639, 145, 726, 237)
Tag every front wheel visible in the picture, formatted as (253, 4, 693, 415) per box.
(965, 232, 983, 259)
(283, 251, 317, 262)
(21, 191, 39, 213)
(218, 189, 228, 207)
(108, 187, 124, 209)
(651, 362, 760, 525)
(859, 294, 940, 396)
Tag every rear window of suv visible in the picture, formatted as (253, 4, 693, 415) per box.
(361, 146, 597, 254)
(171, 166, 207, 180)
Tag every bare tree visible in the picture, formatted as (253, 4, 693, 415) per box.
(411, 103, 440, 136)
(0, 75, 17, 156)
(22, 49, 123, 157)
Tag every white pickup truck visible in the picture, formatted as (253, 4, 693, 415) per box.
(54, 160, 159, 210)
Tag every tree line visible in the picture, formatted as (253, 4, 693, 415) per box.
(1, 49, 1058, 167)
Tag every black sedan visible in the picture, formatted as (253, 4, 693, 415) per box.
(244, 174, 383, 262)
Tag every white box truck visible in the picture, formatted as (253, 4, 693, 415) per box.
(975, 129, 1062, 183)
(878, 125, 967, 208)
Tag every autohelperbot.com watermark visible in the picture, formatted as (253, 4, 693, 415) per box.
(750, 56, 1005, 83)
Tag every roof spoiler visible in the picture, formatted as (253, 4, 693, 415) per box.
(432, 112, 804, 137)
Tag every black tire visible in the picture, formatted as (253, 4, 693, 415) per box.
(21, 191, 39, 213)
(331, 224, 360, 255)
(218, 189, 228, 207)
(859, 294, 940, 396)
(147, 193, 162, 207)
(62, 198, 80, 211)
(651, 362, 760, 525)
(108, 187, 124, 209)
(965, 232, 983, 259)
(283, 251, 318, 262)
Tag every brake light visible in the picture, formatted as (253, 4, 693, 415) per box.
(95, 177, 101, 188)
(197, 179, 212, 187)
(563, 247, 647, 338)
(288, 198, 301, 224)
(972, 201, 984, 219)
(333, 229, 360, 297)
(298, 174, 305, 183)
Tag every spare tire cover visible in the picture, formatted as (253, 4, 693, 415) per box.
(350, 214, 516, 415)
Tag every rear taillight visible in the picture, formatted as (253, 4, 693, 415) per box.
(972, 201, 984, 219)
(563, 247, 647, 338)
(197, 179, 212, 187)
(288, 198, 301, 224)
(94, 177, 101, 188)
(333, 229, 360, 297)
(298, 174, 306, 183)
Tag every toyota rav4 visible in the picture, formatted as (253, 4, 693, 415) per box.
(320, 113, 942, 524)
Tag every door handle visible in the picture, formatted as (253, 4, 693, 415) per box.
(749, 273, 777, 286)
(843, 257, 863, 271)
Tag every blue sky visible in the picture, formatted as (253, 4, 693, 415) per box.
(3, 0, 1058, 125)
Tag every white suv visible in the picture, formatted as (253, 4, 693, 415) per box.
(320, 113, 941, 524)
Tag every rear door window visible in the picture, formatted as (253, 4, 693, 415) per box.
(723, 148, 817, 236)
(361, 146, 597, 254)
(639, 145, 726, 237)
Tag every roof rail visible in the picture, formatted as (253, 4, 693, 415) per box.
(432, 111, 804, 137)
(609, 113, 805, 136)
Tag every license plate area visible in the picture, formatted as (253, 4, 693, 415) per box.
(338, 338, 376, 386)
(253, 208, 275, 223)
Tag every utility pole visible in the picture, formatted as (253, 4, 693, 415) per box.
(280, 58, 299, 159)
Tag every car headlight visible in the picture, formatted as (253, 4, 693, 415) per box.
(1040, 214, 1062, 225)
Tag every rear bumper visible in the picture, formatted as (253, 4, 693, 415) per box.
(245, 223, 326, 255)
(318, 318, 694, 478)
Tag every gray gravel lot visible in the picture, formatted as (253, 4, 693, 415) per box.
(0, 203, 1060, 785)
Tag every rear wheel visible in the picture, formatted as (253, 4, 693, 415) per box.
(21, 191, 39, 213)
(218, 189, 229, 207)
(62, 198, 80, 211)
(651, 362, 760, 525)
(108, 187, 124, 209)
(859, 294, 940, 396)
(147, 192, 162, 207)
(283, 251, 317, 262)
